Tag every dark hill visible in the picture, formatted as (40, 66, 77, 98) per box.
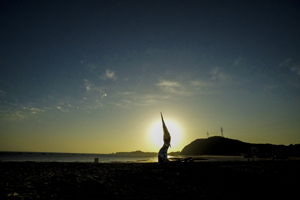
(181, 136, 251, 155)
(180, 136, 300, 157)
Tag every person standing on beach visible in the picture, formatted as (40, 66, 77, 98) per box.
(158, 113, 171, 163)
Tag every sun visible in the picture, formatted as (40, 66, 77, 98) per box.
(149, 120, 181, 148)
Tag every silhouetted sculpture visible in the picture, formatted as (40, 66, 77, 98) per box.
(158, 113, 171, 163)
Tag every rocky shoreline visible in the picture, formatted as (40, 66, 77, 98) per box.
(1, 161, 299, 199)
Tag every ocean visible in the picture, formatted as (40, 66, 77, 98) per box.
(0, 152, 248, 163)
(0, 152, 158, 163)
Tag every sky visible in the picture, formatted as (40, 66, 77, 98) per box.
(1, 0, 300, 154)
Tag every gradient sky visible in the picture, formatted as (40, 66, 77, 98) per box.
(1, 0, 300, 153)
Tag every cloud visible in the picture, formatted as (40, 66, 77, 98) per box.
(156, 80, 202, 96)
(291, 66, 300, 75)
(233, 57, 243, 66)
(120, 92, 134, 96)
(82, 62, 117, 81)
(210, 67, 232, 82)
(156, 79, 211, 96)
(210, 67, 220, 80)
(84, 79, 94, 91)
(30, 107, 44, 114)
(119, 92, 170, 107)
(83, 79, 107, 97)
(190, 80, 207, 87)
(0, 90, 5, 98)
(279, 58, 292, 68)
(56, 105, 70, 112)
(156, 80, 183, 94)
(136, 95, 159, 106)
(7, 111, 27, 121)
(278, 58, 300, 87)
(0, 103, 46, 121)
(101, 69, 117, 80)
(157, 80, 181, 88)
(85, 63, 98, 72)
(279, 58, 300, 75)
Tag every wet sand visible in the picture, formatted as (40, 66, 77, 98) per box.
(1, 160, 299, 199)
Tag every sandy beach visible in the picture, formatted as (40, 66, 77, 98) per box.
(1, 160, 299, 199)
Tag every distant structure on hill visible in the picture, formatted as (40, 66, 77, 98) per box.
(221, 127, 224, 137)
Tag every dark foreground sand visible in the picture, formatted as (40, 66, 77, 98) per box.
(1, 160, 300, 199)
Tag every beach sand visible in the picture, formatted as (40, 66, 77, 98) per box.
(1, 160, 299, 199)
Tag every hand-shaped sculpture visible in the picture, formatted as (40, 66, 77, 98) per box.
(158, 113, 171, 163)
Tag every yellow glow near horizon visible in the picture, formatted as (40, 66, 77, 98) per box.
(149, 120, 181, 149)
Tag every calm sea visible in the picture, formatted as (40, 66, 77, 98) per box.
(0, 152, 247, 163)
(0, 152, 158, 163)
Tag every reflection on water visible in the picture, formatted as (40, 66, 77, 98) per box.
(0, 152, 158, 163)
(1, 152, 263, 163)
(168, 155, 249, 162)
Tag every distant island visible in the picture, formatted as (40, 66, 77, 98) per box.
(181, 136, 300, 158)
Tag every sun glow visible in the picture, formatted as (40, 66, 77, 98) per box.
(149, 120, 181, 148)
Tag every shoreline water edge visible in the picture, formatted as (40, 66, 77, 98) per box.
(0, 151, 159, 163)
(0, 151, 283, 163)
(1, 151, 299, 163)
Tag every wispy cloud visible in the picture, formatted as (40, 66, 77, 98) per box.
(101, 69, 117, 80)
(264, 85, 277, 90)
(156, 80, 184, 94)
(190, 80, 207, 87)
(30, 107, 44, 114)
(279, 58, 300, 75)
(210, 67, 220, 80)
(0, 103, 46, 121)
(156, 79, 213, 96)
(135, 95, 160, 106)
(278, 58, 300, 87)
(0, 90, 5, 98)
(83, 79, 107, 98)
(279, 58, 292, 68)
(157, 80, 181, 88)
(84, 79, 94, 91)
(291, 66, 300, 75)
(120, 92, 134, 96)
(7, 111, 27, 121)
(82, 61, 118, 81)
(233, 57, 243, 66)
(118, 92, 170, 107)
(84, 63, 98, 73)
(56, 105, 70, 112)
(210, 67, 232, 82)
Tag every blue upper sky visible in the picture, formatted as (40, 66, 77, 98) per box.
(1, 0, 300, 153)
